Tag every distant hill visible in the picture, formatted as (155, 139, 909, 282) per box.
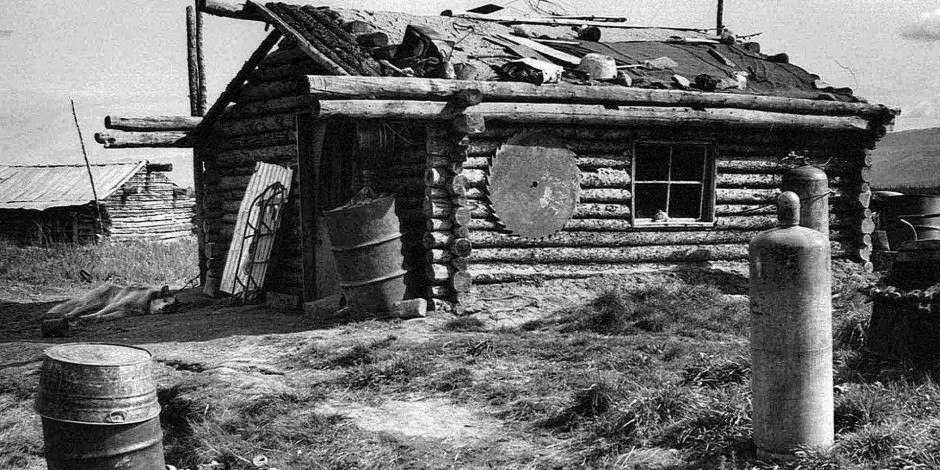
(872, 127, 940, 189)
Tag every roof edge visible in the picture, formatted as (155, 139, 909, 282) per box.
(305, 75, 899, 120)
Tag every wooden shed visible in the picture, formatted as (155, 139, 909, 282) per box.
(96, 1, 897, 311)
(0, 162, 195, 244)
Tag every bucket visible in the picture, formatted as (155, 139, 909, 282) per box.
(324, 194, 407, 312)
(36, 343, 165, 470)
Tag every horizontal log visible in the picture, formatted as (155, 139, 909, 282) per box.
(463, 155, 631, 171)
(212, 145, 297, 167)
(716, 188, 779, 204)
(197, 0, 261, 21)
(716, 173, 783, 189)
(584, 189, 634, 203)
(235, 79, 308, 103)
(467, 199, 633, 219)
(715, 204, 776, 216)
(105, 115, 201, 131)
(224, 94, 319, 119)
(306, 76, 897, 118)
(206, 129, 297, 152)
(470, 230, 758, 248)
(468, 242, 847, 265)
(214, 114, 296, 136)
(95, 131, 190, 149)
(580, 170, 632, 188)
(470, 244, 749, 265)
(316, 101, 873, 132)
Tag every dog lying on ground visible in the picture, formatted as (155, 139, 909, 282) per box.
(47, 284, 179, 325)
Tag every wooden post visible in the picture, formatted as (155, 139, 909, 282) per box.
(716, 0, 724, 31)
(186, 6, 199, 116)
(297, 113, 325, 301)
(189, 4, 208, 284)
(196, 1, 207, 116)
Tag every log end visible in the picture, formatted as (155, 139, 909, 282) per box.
(452, 271, 472, 293)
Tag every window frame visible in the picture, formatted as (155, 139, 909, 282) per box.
(629, 140, 718, 228)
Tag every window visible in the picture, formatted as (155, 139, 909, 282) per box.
(631, 142, 716, 226)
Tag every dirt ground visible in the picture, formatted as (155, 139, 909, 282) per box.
(1, 261, 752, 470)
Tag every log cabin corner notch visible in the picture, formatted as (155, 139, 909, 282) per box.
(96, 1, 898, 311)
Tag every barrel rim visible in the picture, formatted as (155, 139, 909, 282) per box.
(324, 194, 396, 215)
(44, 342, 153, 367)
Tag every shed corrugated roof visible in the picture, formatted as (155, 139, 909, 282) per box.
(0, 162, 145, 211)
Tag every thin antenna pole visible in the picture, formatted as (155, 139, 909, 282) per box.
(70, 99, 103, 236)
(716, 0, 724, 32)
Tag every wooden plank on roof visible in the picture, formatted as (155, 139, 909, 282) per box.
(494, 33, 581, 66)
(249, 1, 349, 76)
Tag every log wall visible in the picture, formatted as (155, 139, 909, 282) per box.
(200, 41, 342, 297)
(461, 123, 873, 283)
(0, 206, 98, 245)
(103, 170, 195, 242)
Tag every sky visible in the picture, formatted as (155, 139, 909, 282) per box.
(2, 0, 940, 188)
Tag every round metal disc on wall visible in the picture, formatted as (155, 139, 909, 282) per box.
(488, 131, 580, 239)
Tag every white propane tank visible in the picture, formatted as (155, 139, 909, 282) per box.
(748, 191, 834, 459)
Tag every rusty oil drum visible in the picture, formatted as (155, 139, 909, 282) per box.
(879, 195, 940, 249)
(325, 195, 407, 312)
(35, 343, 165, 470)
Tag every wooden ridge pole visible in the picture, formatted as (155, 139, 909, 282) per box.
(70, 99, 104, 237)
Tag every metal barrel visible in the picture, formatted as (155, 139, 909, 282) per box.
(325, 195, 407, 312)
(782, 165, 829, 236)
(749, 193, 834, 458)
(35, 343, 165, 470)
(41, 416, 165, 470)
(880, 195, 940, 248)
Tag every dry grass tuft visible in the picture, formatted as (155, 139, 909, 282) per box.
(442, 316, 487, 332)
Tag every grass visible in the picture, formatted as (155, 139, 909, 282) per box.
(9, 250, 940, 469)
(0, 237, 197, 291)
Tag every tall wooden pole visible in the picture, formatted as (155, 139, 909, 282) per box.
(71, 99, 104, 237)
(716, 0, 724, 31)
(186, 7, 199, 115)
(188, 4, 208, 285)
(196, 5, 207, 115)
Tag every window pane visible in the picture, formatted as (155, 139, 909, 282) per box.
(634, 183, 669, 219)
(669, 184, 703, 219)
(670, 145, 706, 181)
(634, 144, 671, 181)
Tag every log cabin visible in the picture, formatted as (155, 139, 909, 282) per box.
(95, 1, 897, 311)
(0, 162, 194, 244)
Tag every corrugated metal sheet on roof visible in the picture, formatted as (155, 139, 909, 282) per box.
(0, 162, 145, 211)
